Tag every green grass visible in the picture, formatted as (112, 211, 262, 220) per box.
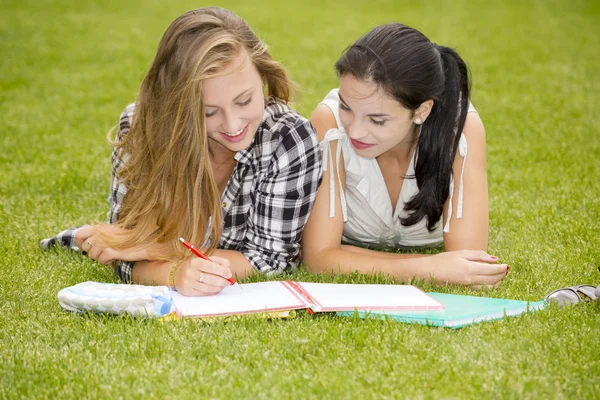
(1, 0, 599, 398)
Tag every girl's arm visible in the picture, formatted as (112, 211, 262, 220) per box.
(301, 105, 506, 287)
(443, 111, 489, 251)
(129, 249, 254, 284)
(132, 257, 232, 296)
(75, 224, 253, 295)
(131, 253, 249, 296)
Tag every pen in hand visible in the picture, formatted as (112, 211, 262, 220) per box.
(178, 237, 242, 290)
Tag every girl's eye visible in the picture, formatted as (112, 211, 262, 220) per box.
(205, 110, 217, 118)
(370, 119, 386, 126)
(237, 97, 252, 107)
(340, 102, 351, 112)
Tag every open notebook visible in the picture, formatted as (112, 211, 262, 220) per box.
(57, 281, 442, 319)
(171, 281, 443, 318)
(337, 292, 546, 328)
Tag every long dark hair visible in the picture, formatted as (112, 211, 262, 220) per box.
(335, 23, 471, 231)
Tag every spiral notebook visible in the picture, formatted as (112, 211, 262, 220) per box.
(171, 281, 443, 318)
(337, 292, 546, 328)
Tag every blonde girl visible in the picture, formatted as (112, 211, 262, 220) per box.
(41, 8, 322, 296)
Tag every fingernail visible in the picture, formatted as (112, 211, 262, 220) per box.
(490, 255, 498, 260)
(506, 265, 510, 275)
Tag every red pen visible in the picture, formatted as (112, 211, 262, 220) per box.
(179, 237, 241, 289)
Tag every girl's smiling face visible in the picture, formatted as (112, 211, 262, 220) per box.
(203, 52, 265, 155)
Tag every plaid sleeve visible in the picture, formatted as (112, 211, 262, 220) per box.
(241, 118, 323, 275)
(39, 226, 85, 251)
(109, 105, 135, 282)
(108, 104, 134, 224)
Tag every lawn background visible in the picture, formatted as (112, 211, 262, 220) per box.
(1, 0, 599, 398)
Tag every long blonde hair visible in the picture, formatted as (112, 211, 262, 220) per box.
(97, 7, 293, 260)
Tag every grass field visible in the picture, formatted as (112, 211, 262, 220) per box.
(1, 0, 599, 398)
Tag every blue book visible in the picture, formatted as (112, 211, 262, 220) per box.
(337, 292, 546, 329)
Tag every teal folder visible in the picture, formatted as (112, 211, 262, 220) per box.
(337, 292, 546, 329)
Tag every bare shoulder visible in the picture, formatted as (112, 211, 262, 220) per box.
(462, 111, 486, 142)
(310, 104, 338, 142)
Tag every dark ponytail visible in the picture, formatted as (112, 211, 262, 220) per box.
(335, 24, 471, 231)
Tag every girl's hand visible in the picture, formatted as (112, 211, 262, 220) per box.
(173, 256, 233, 296)
(75, 225, 152, 264)
(430, 250, 508, 289)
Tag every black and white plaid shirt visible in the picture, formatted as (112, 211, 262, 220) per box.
(40, 98, 323, 282)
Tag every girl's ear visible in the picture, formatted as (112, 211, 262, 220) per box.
(413, 99, 434, 125)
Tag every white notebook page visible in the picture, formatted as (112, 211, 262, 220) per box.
(294, 283, 443, 311)
(171, 281, 307, 317)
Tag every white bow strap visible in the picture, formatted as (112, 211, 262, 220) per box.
(444, 134, 468, 233)
(320, 129, 348, 222)
(457, 134, 467, 219)
(444, 178, 454, 233)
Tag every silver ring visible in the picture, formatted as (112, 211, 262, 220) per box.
(86, 239, 95, 250)
(199, 272, 204, 283)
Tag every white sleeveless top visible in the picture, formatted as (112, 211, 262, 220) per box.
(320, 89, 476, 248)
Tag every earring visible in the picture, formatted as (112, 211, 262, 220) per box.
(414, 118, 423, 125)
